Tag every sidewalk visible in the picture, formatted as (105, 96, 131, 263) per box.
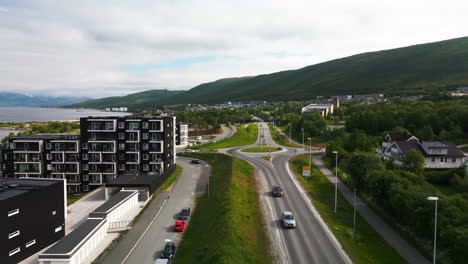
(313, 155, 430, 264)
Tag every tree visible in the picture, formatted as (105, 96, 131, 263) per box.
(402, 149, 425, 175)
(346, 152, 384, 188)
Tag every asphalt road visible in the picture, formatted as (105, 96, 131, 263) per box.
(225, 122, 351, 264)
(102, 157, 207, 264)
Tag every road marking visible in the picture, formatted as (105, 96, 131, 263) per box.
(121, 198, 169, 264)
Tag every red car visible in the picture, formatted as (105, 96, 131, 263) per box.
(173, 221, 185, 232)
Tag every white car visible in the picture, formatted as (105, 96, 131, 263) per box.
(184, 149, 194, 152)
(282, 211, 296, 228)
(196, 136, 202, 140)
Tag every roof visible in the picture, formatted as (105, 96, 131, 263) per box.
(0, 178, 62, 200)
(386, 132, 412, 141)
(394, 141, 465, 157)
(10, 133, 78, 140)
(40, 218, 106, 257)
(90, 190, 138, 215)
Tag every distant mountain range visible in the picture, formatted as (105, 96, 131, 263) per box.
(73, 36, 468, 108)
(0, 92, 90, 107)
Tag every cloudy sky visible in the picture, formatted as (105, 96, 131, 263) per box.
(1, 0, 467, 98)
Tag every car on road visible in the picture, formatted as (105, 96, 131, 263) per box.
(154, 258, 171, 264)
(282, 211, 296, 228)
(184, 148, 194, 152)
(173, 221, 185, 232)
(178, 208, 191, 220)
(272, 185, 284, 197)
(161, 241, 176, 259)
(196, 136, 202, 140)
(191, 159, 201, 164)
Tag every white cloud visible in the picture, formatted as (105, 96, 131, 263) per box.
(0, 0, 467, 98)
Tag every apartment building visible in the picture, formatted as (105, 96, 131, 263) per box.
(0, 143, 8, 177)
(80, 115, 176, 186)
(0, 177, 66, 264)
(6, 134, 82, 193)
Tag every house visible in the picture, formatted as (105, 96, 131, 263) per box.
(382, 137, 465, 169)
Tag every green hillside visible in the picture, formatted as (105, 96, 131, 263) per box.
(69, 89, 184, 109)
(73, 36, 468, 106)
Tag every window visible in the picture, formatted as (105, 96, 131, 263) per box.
(143, 164, 149, 171)
(83, 164, 89, 171)
(46, 143, 52, 149)
(83, 185, 89, 191)
(143, 154, 149, 160)
(118, 122, 125, 129)
(440, 157, 444, 162)
(46, 153, 51, 160)
(9, 230, 20, 239)
(91, 133, 97, 140)
(82, 143, 88, 149)
(26, 239, 36, 248)
(452, 157, 457, 162)
(142, 122, 149, 129)
(142, 133, 149, 139)
(119, 143, 125, 150)
(128, 122, 140, 130)
(119, 164, 125, 171)
(9, 142, 15, 149)
(118, 133, 125, 139)
(83, 153, 89, 160)
(55, 226, 62, 233)
(8, 209, 19, 217)
(143, 143, 149, 150)
(9, 247, 20, 256)
(82, 174, 89, 181)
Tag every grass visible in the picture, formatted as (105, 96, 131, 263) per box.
(268, 123, 302, 147)
(289, 154, 407, 264)
(67, 192, 92, 206)
(160, 165, 183, 190)
(193, 123, 258, 150)
(173, 153, 272, 264)
(459, 145, 468, 152)
(431, 183, 459, 196)
(241, 146, 282, 152)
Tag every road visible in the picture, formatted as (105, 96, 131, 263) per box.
(224, 123, 351, 264)
(101, 157, 208, 264)
(212, 124, 237, 142)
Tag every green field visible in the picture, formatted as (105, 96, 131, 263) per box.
(174, 153, 271, 264)
(241, 146, 282, 153)
(289, 155, 407, 264)
(193, 123, 258, 150)
(268, 123, 302, 147)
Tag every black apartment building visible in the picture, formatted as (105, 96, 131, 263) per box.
(80, 115, 176, 186)
(0, 143, 8, 177)
(6, 134, 83, 193)
(0, 177, 66, 264)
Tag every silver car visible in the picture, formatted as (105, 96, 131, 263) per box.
(282, 211, 296, 228)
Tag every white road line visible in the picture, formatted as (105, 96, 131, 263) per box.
(121, 198, 169, 264)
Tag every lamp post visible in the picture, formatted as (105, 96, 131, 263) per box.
(206, 165, 210, 200)
(353, 189, 357, 235)
(427, 196, 439, 264)
(332, 151, 338, 213)
(301, 128, 304, 151)
(308, 138, 312, 171)
(289, 124, 291, 142)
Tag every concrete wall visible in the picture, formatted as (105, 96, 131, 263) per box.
(107, 191, 139, 223)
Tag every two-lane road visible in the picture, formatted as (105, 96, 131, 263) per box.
(226, 123, 351, 264)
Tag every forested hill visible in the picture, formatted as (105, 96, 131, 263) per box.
(69, 89, 184, 109)
(72, 36, 468, 107)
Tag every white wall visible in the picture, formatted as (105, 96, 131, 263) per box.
(424, 157, 464, 169)
(107, 191, 139, 224)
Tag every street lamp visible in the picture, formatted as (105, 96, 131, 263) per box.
(353, 189, 357, 235)
(332, 151, 338, 213)
(308, 138, 312, 172)
(289, 123, 291, 142)
(206, 165, 210, 200)
(301, 128, 304, 151)
(427, 196, 439, 264)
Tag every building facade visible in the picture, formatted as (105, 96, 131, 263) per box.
(0, 178, 66, 264)
(80, 116, 176, 187)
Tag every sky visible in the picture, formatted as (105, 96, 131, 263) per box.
(0, 0, 467, 98)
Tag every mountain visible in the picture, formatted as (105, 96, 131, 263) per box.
(70, 89, 184, 109)
(73, 36, 468, 106)
(0, 92, 90, 107)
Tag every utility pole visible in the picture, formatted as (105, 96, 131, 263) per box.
(353, 189, 357, 235)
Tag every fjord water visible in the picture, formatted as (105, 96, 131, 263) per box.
(0, 107, 129, 123)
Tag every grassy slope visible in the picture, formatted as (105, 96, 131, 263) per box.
(268, 124, 302, 148)
(289, 154, 407, 264)
(159, 165, 183, 190)
(241, 146, 282, 152)
(194, 123, 258, 149)
(174, 153, 271, 264)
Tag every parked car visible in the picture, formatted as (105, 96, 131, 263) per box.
(184, 148, 194, 152)
(196, 136, 202, 140)
(173, 221, 185, 232)
(178, 208, 191, 220)
(161, 241, 176, 259)
(272, 185, 284, 197)
(191, 159, 201, 164)
(154, 258, 171, 264)
(282, 211, 296, 228)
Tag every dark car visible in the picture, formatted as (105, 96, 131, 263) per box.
(178, 208, 191, 220)
(161, 242, 176, 259)
(272, 185, 284, 197)
(191, 159, 201, 164)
